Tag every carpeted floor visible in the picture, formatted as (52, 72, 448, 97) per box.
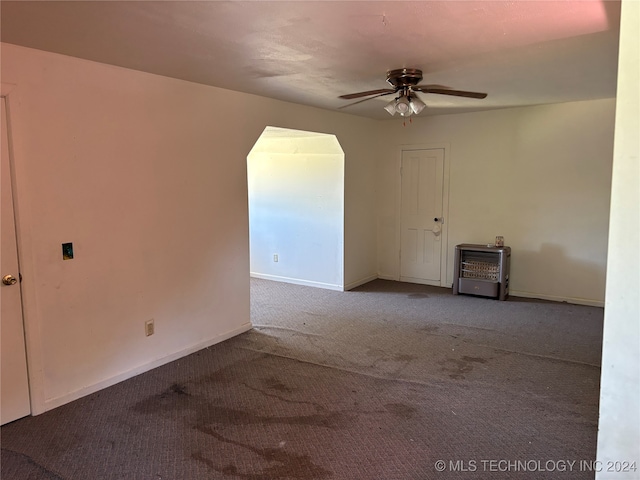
(1, 279, 603, 479)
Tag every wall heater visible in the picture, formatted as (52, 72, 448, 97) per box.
(453, 244, 511, 301)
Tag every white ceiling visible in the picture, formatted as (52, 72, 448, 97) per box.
(1, 1, 621, 119)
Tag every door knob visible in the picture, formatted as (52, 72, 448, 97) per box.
(2, 274, 18, 285)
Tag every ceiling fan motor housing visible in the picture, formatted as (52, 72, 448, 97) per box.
(386, 68, 423, 88)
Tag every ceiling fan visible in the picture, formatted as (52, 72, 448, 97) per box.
(339, 68, 487, 117)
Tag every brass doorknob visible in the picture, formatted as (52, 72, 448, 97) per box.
(2, 274, 17, 285)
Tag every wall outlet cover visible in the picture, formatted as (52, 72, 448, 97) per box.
(145, 319, 154, 336)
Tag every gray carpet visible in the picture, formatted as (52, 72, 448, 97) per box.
(1, 279, 603, 479)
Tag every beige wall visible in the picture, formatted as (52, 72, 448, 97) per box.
(378, 99, 616, 305)
(1, 43, 378, 412)
(596, 0, 640, 474)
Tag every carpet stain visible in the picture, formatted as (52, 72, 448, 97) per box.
(168, 383, 189, 395)
(365, 349, 416, 364)
(384, 403, 417, 419)
(203, 370, 233, 384)
(365, 346, 386, 357)
(419, 325, 440, 334)
(133, 385, 352, 429)
(264, 376, 293, 393)
(0, 449, 66, 480)
(133, 378, 341, 478)
(200, 356, 275, 386)
(192, 431, 332, 479)
(407, 293, 429, 299)
(393, 353, 417, 362)
(440, 356, 490, 379)
(242, 383, 325, 411)
(461, 356, 488, 364)
(195, 405, 351, 429)
(131, 383, 195, 415)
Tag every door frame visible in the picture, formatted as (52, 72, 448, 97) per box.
(395, 143, 451, 287)
(1, 93, 31, 423)
(2, 83, 46, 416)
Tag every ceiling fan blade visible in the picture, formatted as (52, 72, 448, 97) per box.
(338, 91, 396, 109)
(416, 87, 487, 99)
(412, 84, 451, 90)
(339, 88, 396, 100)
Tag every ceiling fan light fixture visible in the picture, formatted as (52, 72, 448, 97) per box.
(384, 99, 398, 116)
(395, 95, 412, 116)
(409, 95, 426, 114)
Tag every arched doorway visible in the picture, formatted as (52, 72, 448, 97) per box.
(247, 127, 345, 290)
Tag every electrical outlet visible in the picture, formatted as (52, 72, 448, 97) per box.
(145, 319, 155, 337)
(273, 254, 278, 262)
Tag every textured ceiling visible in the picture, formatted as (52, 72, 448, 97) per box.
(1, 1, 621, 119)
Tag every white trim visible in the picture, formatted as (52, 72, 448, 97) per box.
(41, 322, 252, 412)
(392, 147, 402, 282)
(250, 272, 343, 291)
(509, 290, 604, 308)
(396, 143, 451, 287)
(365, 279, 603, 307)
(440, 147, 451, 286)
(344, 274, 378, 291)
(400, 276, 443, 287)
(1, 84, 49, 416)
(377, 274, 397, 282)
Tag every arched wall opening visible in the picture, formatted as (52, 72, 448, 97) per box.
(247, 126, 345, 290)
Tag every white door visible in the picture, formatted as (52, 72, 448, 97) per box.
(1, 96, 31, 425)
(400, 148, 445, 285)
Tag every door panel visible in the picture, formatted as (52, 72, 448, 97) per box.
(400, 149, 444, 284)
(1, 96, 31, 425)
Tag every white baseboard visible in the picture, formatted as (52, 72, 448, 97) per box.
(366, 278, 602, 307)
(377, 274, 398, 281)
(509, 290, 604, 307)
(378, 274, 451, 289)
(41, 322, 252, 412)
(399, 276, 444, 287)
(250, 272, 343, 291)
(344, 274, 378, 291)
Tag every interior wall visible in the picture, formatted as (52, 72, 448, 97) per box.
(1, 43, 379, 413)
(377, 99, 616, 306)
(248, 129, 344, 290)
(596, 0, 640, 474)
